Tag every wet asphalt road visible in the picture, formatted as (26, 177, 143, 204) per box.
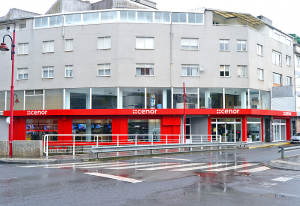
(1, 147, 300, 206)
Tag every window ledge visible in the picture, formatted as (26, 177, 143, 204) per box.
(17, 54, 28, 56)
(42, 77, 54, 79)
(135, 75, 155, 77)
(136, 48, 155, 50)
(65, 76, 73, 78)
(219, 50, 230, 52)
(258, 79, 264, 81)
(97, 75, 111, 77)
(97, 48, 111, 50)
(42, 52, 54, 54)
(257, 54, 263, 57)
(237, 50, 247, 52)
(65, 50, 74, 52)
(17, 79, 28, 81)
(181, 75, 200, 77)
(220, 76, 231, 78)
(237, 76, 248, 78)
(181, 49, 199, 51)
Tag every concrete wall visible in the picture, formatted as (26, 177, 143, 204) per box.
(0, 141, 9, 156)
(0, 117, 9, 141)
(12, 141, 43, 157)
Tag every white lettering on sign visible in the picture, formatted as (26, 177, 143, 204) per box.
(133, 110, 158, 115)
(216, 109, 240, 114)
(283, 112, 292, 116)
(27, 111, 48, 116)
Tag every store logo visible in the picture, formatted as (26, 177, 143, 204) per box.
(216, 109, 240, 114)
(133, 109, 158, 115)
(27, 110, 48, 116)
(283, 112, 292, 116)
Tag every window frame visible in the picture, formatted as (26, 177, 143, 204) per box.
(43, 40, 54, 53)
(272, 50, 282, 66)
(286, 76, 292, 86)
(273, 73, 282, 86)
(42, 66, 54, 79)
(18, 43, 29, 55)
(181, 38, 199, 50)
(237, 65, 247, 77)
(257, 44, 263, 56)
(237, 40, 247, 51)
(17, 68, 28, 80)
(136, 37, 154, 50)
(258, 68, 264, 80)
(98, 36, 111, 50)
(219, 39, 229, 51)
(296, 56, 300, 68)
(65, 39, 74, 51)
(181, 64, 200, 76)
(65, 65, 73, 78)
(286, 55, 291, 66)
(136, 64, 154, 76)
(97, 64, 111, 77)
(220, 65, 230, 77)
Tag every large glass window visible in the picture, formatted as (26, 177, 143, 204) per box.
(45, 89, 63, 109)
(199, 88, 223, 109)
(25, 90, 43, 110)
(120, 11, 136, 22)
(137, 12, 153, 22)
(224, 88, 248, 109)
(188, 13, 203, 23)
(72, 119, 112, 142)
(146, 88, 171, 109)
(211, 118, 242, 142)
(121, 88, 145, 109)
(128, 119, 161, 142)
(26, 119, 58, 141)
(35, 17, 48, 28)
(260, 90, 270, 110)
(65, 88, 90, 109)
(83, 13, 99, 24)
(172, 13, 187, 23)
(247, 118, 261, 142)
(49, 15, 63, 27)
(0, 91, 5, 111)
(250, 89, 259, 109)
(65, 14, 81, 25)
(154, 12, 170, 23)
(101, 11, 118, 22)
(92, 88, 117, 109)
(173, 88, 198, 109)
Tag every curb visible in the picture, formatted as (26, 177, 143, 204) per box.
(249, 142, 290, 149)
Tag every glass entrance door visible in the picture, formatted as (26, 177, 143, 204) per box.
(273, 125, 280, 141)
(226, 124, 235, 142)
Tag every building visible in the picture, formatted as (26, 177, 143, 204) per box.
(0, 0, 296, 145)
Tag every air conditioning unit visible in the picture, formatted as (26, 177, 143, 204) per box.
(200, 66, 205, 72)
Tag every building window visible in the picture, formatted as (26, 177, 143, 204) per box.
(172, 13, 187, 23)
(49, 15, 63, 27)
(17, 68, 28, 80)
(19, 23, 26, 29)
(181, 64, 199, 76)
(272, 50, 281, 65)
(101, 11, 118, 22)
(83, 13, 99, 24)
(237, 40, 247, 51)
(273, 73, 282, 86)
(35, 17, 48, 28)
(286, 77, 292, 86)
(258, 69, 264, 80)
(181, 38, 199, 50)
(257, 44, 262, 56)
(286, 56, 291, 66)
(220, 65, 230, 77)
(97, 64, 110, 76)
(65, 14, 81, 25)
(43, 41, 54, 53)
(65, 39, 73, 51)
(98, 37, 111, 49)
(219, 40, 229, 51)
(237, 66, 247, 77)
(65, 66, 73, 77)
(18, 43, 28, 54)
(137, 12, 153, 23)
(120, 11, 136, 22)
(296, 57, 300, 67)
(136, 37, 154, 49)
(154, 12, 170, 23)
(188, 13, 203, 24)
(43, 66, 54, 78)
(136, 64, 154, 76)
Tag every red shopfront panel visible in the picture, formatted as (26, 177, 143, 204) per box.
(13, 117, 26, 140)
(242, 116, 247, 142)
(286, 118, 291, 141)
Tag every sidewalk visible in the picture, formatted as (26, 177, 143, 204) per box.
(0, 141, 293, 165)
(269, 156, 300, 171)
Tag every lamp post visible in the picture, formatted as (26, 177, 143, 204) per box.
(0, 31, 15, 157)
(183, 82, 187, 143)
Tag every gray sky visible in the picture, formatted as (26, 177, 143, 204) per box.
(0, 0, 299, 35)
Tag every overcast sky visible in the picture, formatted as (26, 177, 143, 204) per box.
(0, 0, 299, 35)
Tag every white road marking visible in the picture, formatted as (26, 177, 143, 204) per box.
(85, 172, 143, 183)
(152, 157, 192, 161)
(137, 163, 205, 171)
(245, 187, 300, 198)
(259, 182, 278, 188)
(170, 163, 230, 172)
(19, 162, 99, 168)
(75, 162, 152, 169)
(106, 162, 177, 170)
(42, 161, 128, 168)
(206, 163, 258, 172)
(238, 166, 270, 173)
(272, 177, 293, 182)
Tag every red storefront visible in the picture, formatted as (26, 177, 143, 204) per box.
(3, 108, 296, 143)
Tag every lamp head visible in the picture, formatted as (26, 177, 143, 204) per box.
(0, 43, 9, 53)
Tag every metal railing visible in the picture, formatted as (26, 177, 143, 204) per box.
(278, 146, 300, 159)
(43, 134, 223, 157)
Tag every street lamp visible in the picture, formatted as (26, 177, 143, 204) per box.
(0, 32, 16, 157)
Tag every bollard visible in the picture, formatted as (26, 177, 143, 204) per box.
(280, 146, 284, 159)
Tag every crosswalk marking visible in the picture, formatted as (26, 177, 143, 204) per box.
(42, 161, 131, 169)
(238, 166, 270, 173)
(272, 177, 293, 182)
(170, 163, 230, 172)
(206, 163, 258, 172)
(19, 162, 98, 168)
(85, 172, 143, 183)
(152, 157, 192, 161)
(74, 162, 152, 169)
(137, 163, 205, 171)
(106, 162, 177, 170)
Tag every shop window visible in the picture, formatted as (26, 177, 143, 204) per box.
(65, 88, 90, 109)
(45, 89, 63, 109)
(128, 119, 161, 142)
(25, 90, 43, 110)
(92, 88, 117, 109)
(72, 119, 112, 142)
(26, 119, 58, 141)
(224, 88, 248, 109)
(121, 87, 145, 109)
(247, 118, 261, 142)
(173, 88, 198, 109)
(0, 91, 5, 111)
(211, 118, 242, 142)
(146, 88, 171, 109)
(199, 88, 223, 109)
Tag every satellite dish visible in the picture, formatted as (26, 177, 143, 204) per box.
(200, 66, 205, 72)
